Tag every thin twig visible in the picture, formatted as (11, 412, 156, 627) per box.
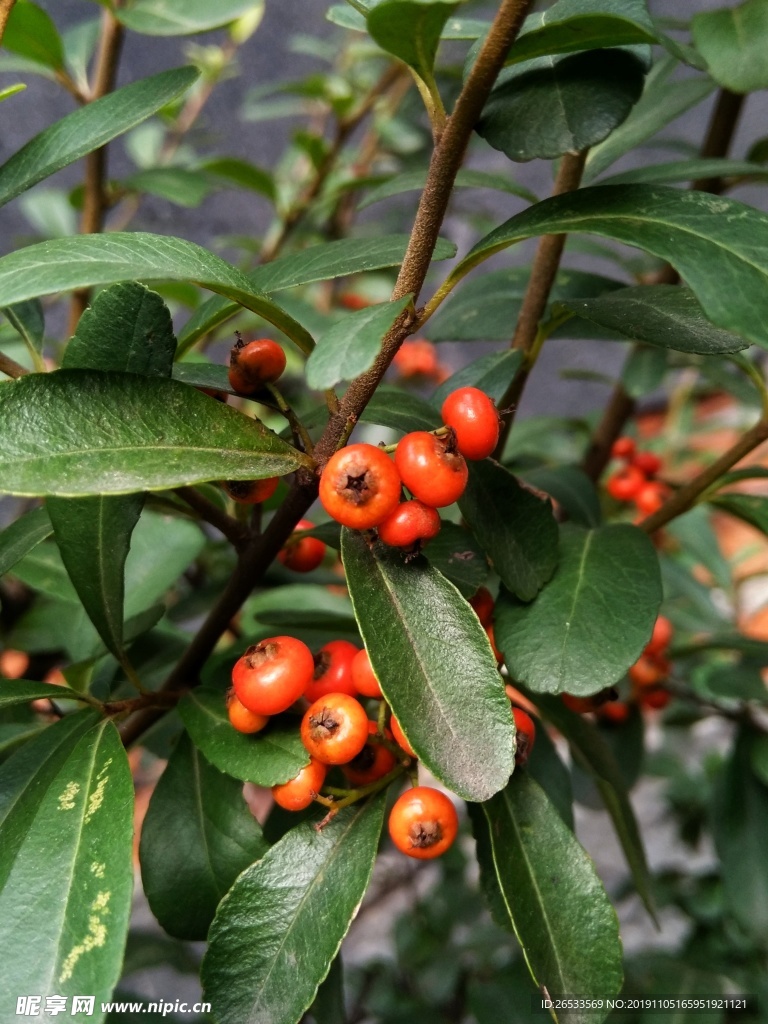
(175, 487, 250, 548)
(0, 350, 30, 378)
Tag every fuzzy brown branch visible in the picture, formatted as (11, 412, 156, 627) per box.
(174, 487, 250, 548)
(0, 350, 29, 379)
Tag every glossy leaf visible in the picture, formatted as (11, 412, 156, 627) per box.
(458, 460, 558, 602)
(177, 234, 455, 354)
(358, 168, 537, 209)
(2, 0, 64, 71)
(480, 774, 623, 1017)
(0, 233, 314, 354)
(0, 678, 85, 709)
(0, 715, 133, 1014)
(556, 285, 750, 355)
(520, 465, 601, 529)
(359, 385, 441, 433)
(0, 505, 52, 577)
(431, 350, 523, 406)
(0, 67, 199, 208)
(0, 371, 309, 497)
(709, 494, 768, 538)
(598, 157, 768, 187)
(692, 0, 768, 95)
(505, 0, 656, 66)
(179, 688, 309, 786)
(449, 185, 768, 349)
(117, 0, 263, 36)
(342, 529, 515, 801)
(496, 524, 661, 694)
(202, 796, 386, 1024)
(306, 295, 412, 390)
(477, 48, 647, 162)
(423, 521, 489, 598)
(140, 733, 268, 941)
(367, 0, 460, 80)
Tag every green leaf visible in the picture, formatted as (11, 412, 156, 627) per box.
(358, 168, 537, 210)
(177, 234, 456, 355)
(431, 349, 523, 406)
(0, 715, 133, 1015)
(598, 157, 768, 187)
(359, 385, 442, 433)
(709, 494, 768, 538)
(556, 285, 750, 355)
(306, 295, 412, 390)
(64, 282, 177, 375)
(458, 460, 558, 602)
(0, 505, 52, 577)
(2, 0, 64, 71)
(526, 721, 574, 829)
(423, 521, 489, 598)
(123, 167, 214, 208)
(342, 529, 515, 801)
(139, 733, 268, 941)
(621, 343, 667, 398)
(478, 774, 623, 1018)
(117, 0, 263, 35)
(448, 185, 768, 350)
(477, 48, 647, 162)
(202, 796, 385, 1024)
(520, 465, 601, 529)
(1, 298, 44, 367)
(179, 688, 310, 786)
(496, 524, 661, 694)
(0, 678, 85, 709)
(0, 67, 199, 209)
(585, 59, 714, 181)
(0, 233, 314, 355)
(48, 495, 144, 658)
(0, 82, 26, 103)
(428, 267, 624, 342)
(0, 371, 308, 497)
(200, 156, 276, 201)
(506, 0, 657, 66)
(309, 955, 345, 1024)
(692, 0, 768, 94)
(367, 0, 460, 80)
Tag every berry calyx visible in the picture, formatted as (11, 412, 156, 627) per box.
(232, 635, 314, 716)
(272, 758, 327, 811)
(377, 500, 441, 549)
(343, 722, 396, 786)
(512, 707, 536, 768)
(305, 639, 359, 703)
(300, 693, 370, 765)
(351, 648, 383, 699)
(228, 335, 286, 394)
(394, 431, 468, 508)
(440, 386, 500, 461)
(227, 693, 269, 734)
(388, 786, 458, 859)
(319, 443, 402, 530)
(278, 519, 326, 573)
(223, 477, 279, 505)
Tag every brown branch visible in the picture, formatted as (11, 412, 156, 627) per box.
(693, 89, 745, 193)
(638, 416, 768, 534)
(0, 350, 29, 378)
(0, 0, 17, 45)
(67, 9, 125, 336)
(174, 487, 250, 548)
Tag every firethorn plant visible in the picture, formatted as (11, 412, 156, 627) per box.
(1, 0, 768, 1020)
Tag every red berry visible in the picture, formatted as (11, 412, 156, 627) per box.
(319, 443, 402, 530)
(228, 336, 286, 393)
(440, 387, 500, 461)
(606, 464, 646, 501)
(598, 701, 631, 724)
(512, 707, 536, 767)
(232, 636, 314, 716)
(611, 437, 636, 460)
(392, 339, 440, 380)
(343, 722, 396, 786)
(469, 586, 494, 627)
(629, 654, 670, 688)
(272, 758, 327, 811)
(278, 519, 327, 573)
(646, 615, 673, 655)
(640, 687, 671, 710)
(339, 293, 370, 311)
(227, 693, 269, 734)
(351, 648, 383, 699)
(223, 477, 279, 504)
(305, 640, 359, 703)
(391, 715, 416, 758)
(377, 500, 441, 548)
(388, 786, 458, 859)
(635, 480, 669, 516)
(632, 451, 662, 476)
(300, 693, 370, 765)
(486, 623, 503, 666)
(394, 431, 468, 508)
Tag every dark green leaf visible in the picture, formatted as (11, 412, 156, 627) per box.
(359, 385, 441, 433)
(123, 168, 213, 208)
(0, 715, 133, 1010)
(306, 295, 412, 390)
(2, 0, 64, 71)
(481, 774, 622, 1017)
(179, 688, 309, 786)
(249, 584, 355, 631)
(117, 0, 263, 36)
(692, 0, 768, 94)
(0, 371, 309, 497)
(598, 157, 768, 187)
(506, 0, 657, 66)
(585, 59, 714, 181)
(0, 68, 199, 208)
(202, 796, 385, 1024)
(449, 185, 768, 349)
(525, 720, 574, 829)
(0, 678, 85, 709)
(520, 465, 601, 529)
(496, 524, 661, 694)
(458, 460, 558, 602)
(477, 48, 647, 162)
(358, 168, 537, 209)
(432, 350, 522, 406)
(709, 494, 768, 538)
(171, 361, 233, 394)
(177, 235, 456, 354)
(557, 286, 749, 354)
(423, 521, 488, 598)
(0, 233, 314, 354)
(342, 529, 514, 801)
(200, 157, 276, 200)
(309, 955, 345, 1024)
(367, 0, 460, 80)
(1, 298, 44, 364)
(0, 505, 52, 577)
(140, 733, 268, 941)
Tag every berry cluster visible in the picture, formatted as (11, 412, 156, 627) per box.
(606, 437, 670, 517)
(319, 387, 500, 548)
